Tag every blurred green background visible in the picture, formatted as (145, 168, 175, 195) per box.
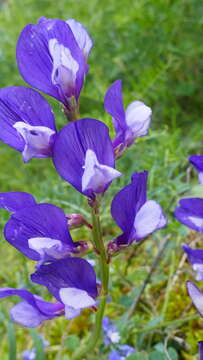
(0, 0, 203, 358)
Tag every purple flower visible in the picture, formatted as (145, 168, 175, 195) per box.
(174, 198, 203, 233)
(16, 17, 88, 109)
(186, 281, 203, 317)
(103, 317, 121, 345)
(108, 171, 167, 253)
(109, 345, 135, 360)
(104, 80, 152, 156)
(0, 87, 56, 162)
(4, 202, 80, 263)
(53, 118, 122, 198)
(0, 288, 63, 327)
(183, 244, 203, 281)
(189, 155, 203, 185)
(0, 257, 97, 327)
(199, 342, 203, 360)
(31, 257, 98, 319)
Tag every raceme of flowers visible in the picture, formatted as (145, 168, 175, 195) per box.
(0, 16, 168, 357)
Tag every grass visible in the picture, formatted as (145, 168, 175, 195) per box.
(0, 0, 203, 358)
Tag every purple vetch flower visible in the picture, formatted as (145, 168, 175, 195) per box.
(186, 281, 203, 317)
(0, 191, 36, 213)
(189, 155, 203, 185)
(109, 345, 135, 360)
(4, 203, 81, 263)
(183, 244, 203, 281)
(16, 17, 87, 109)
(108, 171, 167, 253)
(53, 118, 122, 198)
(0, 87, 56, 162)
(0, 257, 97, 326)
(174, 198, 203, 233)
(199, 342, 203, 360)
(31, 257, 98, 319)
(0, 288, 64, 327)
(104, 80, 152, 156)
(66, 19, 93, 59)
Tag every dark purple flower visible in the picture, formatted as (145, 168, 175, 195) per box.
(0, 257, 97, 326)
(53, 118, 122, 198)
(4, 202, 79, 263)
(31, 257, 98, 319)
(189, 155, 203, 185)
(16, 17, 87, 109)
(109, 345, 135, 360)
(186, 281, 203, 317)
(199, 341, 203, 360)
(182, 244, 203, 281)
(0, 288, 63, 327)
(108, 171, 167, 253)
(0, 192, 36, 212)
(104, 80, 152, 156)
(174, 198, 203, 233)
(0, 87, 56, 162)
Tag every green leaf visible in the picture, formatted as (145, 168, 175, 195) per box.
(168, 347, 178, 360)
(149, 351, 165, 360)
(7, 322, 16, 360)
(64, 335, 80, 352)
(126, 352, 148, 360)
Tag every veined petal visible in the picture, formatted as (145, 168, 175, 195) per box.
(104, 80, 126, 137)
(59, 287, 96, 309)
(0, 192, 36, 212)
(0, 86, 56, 152)
(133, 200, 167, 240)
(4, 203, 74, 260)
(186, 281, 203, 317)
(125, 100, 152, 145)
(16, 18, 86, 105)
(66, 19, 93, 59)
(111, 171, 148, 234)
(175, 198, 203, 233)
(82, 149, 121, 193)
(31, 257, 98, 301)
(13, 122, 55, 162)
(53, 118, 115, 197)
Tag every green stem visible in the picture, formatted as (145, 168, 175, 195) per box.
(72, 296, 106, 360)
(72, 203, 109, 359)
(91, 207, 109, 294)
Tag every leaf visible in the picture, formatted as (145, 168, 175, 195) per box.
(126, 352, 148, 360)
(7, 322, 16, 360)
(149, 351, 165, 360)
(64, 335, 80, 352)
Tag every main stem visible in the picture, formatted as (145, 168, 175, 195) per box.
(72, 206, 109, 360)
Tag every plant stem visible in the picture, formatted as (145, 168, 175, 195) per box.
(91, 207, 109, 294)
(72, 204, 109, 359)
(72, 296, 106, 360)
